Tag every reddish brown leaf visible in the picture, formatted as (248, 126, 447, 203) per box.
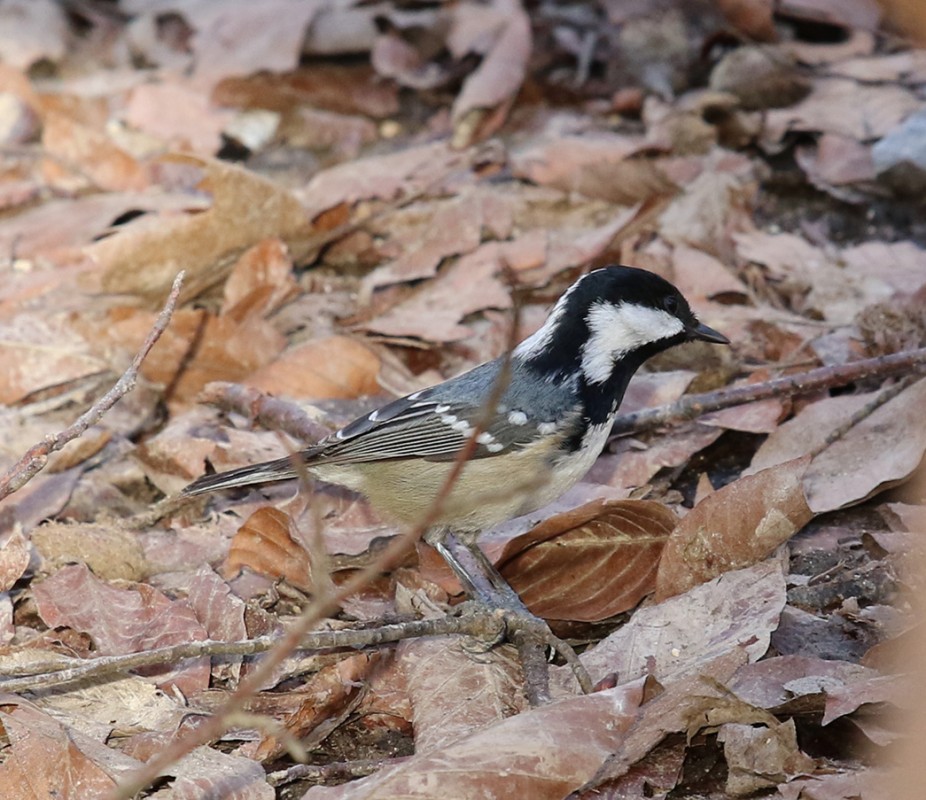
(222, 237, 298, 320)
(0, 529, 29, 591)
(246, 336, 381, 400)
(0, 701, 142, 798)
(749, 378, 926, 513)
(252, 652, 378, 762)
(719, 719, 814, 795)
(655, 456, 813, 602)
(303, 681, 646, 799)
(557, 557, 787, 693)
(398, 637, 525, 754)
(87, 154, 311, 303)
(32, 564, 210, 694)
(497, 499, 677, 622)
(224, 507, 312, 591)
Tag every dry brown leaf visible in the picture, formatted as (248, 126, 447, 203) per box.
(224, 507, 312, 591)
(0, 529, 29, 591)
(181, 0, 321, 88)
(32, 563, 210, 694)
(497, 499, 677, 622)
(152, 745, 273, 799)
(748, 379, 926, 513)
(0, 0, 68, 70)
(363, 241, 512, 341)
(302, 681, 646, 800)
(556, 557, 787, 693)
(656, 456, 812, 601)
(450, 0, 531, 141)
(763, 78, 921, 144)
(222, 237, 298, 319)
(398, 637, 525, 755)
(87, 155, 311, 303)
(714, 0, 777, 41)
(31, 520, 148, 582)
(246, 336, 381, 400)
(0, 700, 142, 797)
(215, 63, 399, 119)
(124, 81, 234, 154)
(42, 111, 149, 192)
(719, 719, 814, 795)
(0, 313, 106, 404)
(253, 652, 377, 762)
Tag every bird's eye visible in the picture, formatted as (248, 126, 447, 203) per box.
(663, 295, 679, 314)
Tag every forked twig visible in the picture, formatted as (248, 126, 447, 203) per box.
(0, 272, 185, 501)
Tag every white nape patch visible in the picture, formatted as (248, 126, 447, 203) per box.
(581, 301, 683, 384)
(537, 421, 558, 435)
(513, 278, 582, 359)
(508, 410, 528, 426)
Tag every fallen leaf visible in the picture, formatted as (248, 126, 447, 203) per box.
(398, 637, 525, 754)
(0, 701, 142, 797)
(747, 379, 926, 513)
(450, 0, 531, 143)
(42, 112, 149, 192)
(152, 744, 273, 799)
(301, 680, 646, 799)
(0, 0, 67, 70)
(31, 520, 148, 582)
(656, 456, 812, 601)
(222, 237, 298, 319)
(763, 78, 921, 144)
(224, 507, 312, 591)
(497, 499, 677, 621)
(87, 154, 311, 303)
(555, 556, 787, 693)
(0, 530, 29, 591)
(32, 563, 210, 694)
(246, 336, 381, 400)
(719, 719, 814, 795)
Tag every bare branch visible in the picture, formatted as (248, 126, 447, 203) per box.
(610, 347, 926, 437)
(1, 612, 506, 694)
(0, 272, 185, 501)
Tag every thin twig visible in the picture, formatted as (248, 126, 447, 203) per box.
(267, 757, 411, 788)
(3, 612, 506, 695)
(0, 272, 185, 501)
(806, 375, 920, 459)
(610, 347, 926, 437)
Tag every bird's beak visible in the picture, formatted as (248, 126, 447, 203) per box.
(688, 320, 730, 345)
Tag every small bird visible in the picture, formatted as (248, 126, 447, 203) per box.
(183, 266, 728, 595)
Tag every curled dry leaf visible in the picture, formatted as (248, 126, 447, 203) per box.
(246, 336, 381, 400)
(398, 637, 525, 755)
(88, 154, 311, 304)
(556, 557, 787, 694)
(497, 499, 677, 622)
(254, 652, 378, 763)
(655, 456, 813, 602)
(224, 506, 312, 591)
(0, 529, 29, 591)
(748, 378, 926, 513)
(303, 680, 646, 800)
(32, 563, 210, 694)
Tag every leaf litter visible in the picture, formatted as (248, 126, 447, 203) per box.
(0, 1, 924, 797)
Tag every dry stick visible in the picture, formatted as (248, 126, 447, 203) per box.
(609, 346, 926, 437)
(268, 757, 411, 788)
(805, 374, 920, 460)
(111, 285, 543, 799)
(0, 271, 185, 502)
(0, 613, 508, 694)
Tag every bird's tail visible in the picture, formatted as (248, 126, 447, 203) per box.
(182, 455, 303, 497)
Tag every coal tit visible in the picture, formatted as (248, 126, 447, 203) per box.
(183, 266, 728, 552)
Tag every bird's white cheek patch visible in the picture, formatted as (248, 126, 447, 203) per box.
(581, 302, 684, 384)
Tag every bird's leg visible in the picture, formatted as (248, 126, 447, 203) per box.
(431, 531, 530, 614)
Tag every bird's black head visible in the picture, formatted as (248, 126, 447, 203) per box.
(515, 266, 729, 420)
